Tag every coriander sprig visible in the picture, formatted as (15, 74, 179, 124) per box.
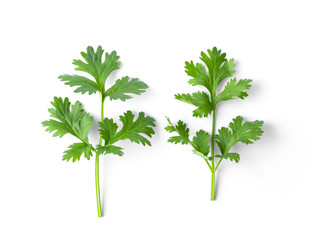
(42, 46, 156, 217)
(165, 47, 263, 200)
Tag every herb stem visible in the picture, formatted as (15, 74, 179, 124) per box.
(210, 108, 216, 200)
(214, 157, 223, 173)
(95, 95, 104, 217)
(204, 157, 212, 171)
(211, 157, 223, 200)
(211, 109, 216, 167)
(211, 170, 215, 200)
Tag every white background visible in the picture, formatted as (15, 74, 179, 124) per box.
(1, 0, 322, 239)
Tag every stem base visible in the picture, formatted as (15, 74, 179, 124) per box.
(211, 171, 215, 201)
(95, 155, 102, 217)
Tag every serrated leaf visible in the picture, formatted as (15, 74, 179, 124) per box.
(97, 118, 124, 156)
(165, 117, 191, 145)
(185, 61, 211, 91)
(183, 47, 235, 108)
(200, 47, 227, 77)
(59, 74, 99, 95)
(175, 91, 213, 118)
(98, 118, 118, 145)
(216, 153, 240, 163)
(199, 47, 235, 91)
(164, 123, 176, 133)
(213, 58, 235, 90)
(192, 130, 210, 156)
(104, 76, 148, 101)
(96, 145, 124, 156)
(215, 116, 264, 155)
(229, 116, 264, 144)
(113, 111, 155, 146)
(215, 127, 233, 155)
(42, 97, 93, 142)
(216, 78, 252, 103)
(72, 46, 120, 92)
(62, 142, 93, 162)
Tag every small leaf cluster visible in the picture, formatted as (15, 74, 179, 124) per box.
(58, 46, 148, 101)
(42, 46, 155, 162)
(166, 47, 263, 164)
(97, 111, 155, 156)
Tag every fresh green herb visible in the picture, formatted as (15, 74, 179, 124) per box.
(165, 47, 264, 200)
(42, 46, 155, 217)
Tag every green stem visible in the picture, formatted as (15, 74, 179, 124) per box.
(211, 158, 223, 201)
(214, 158, 223, 173)
(95, 96, 104, 217)
(95, 153, 102, 217)
(211, 110, 216, 168)
(211, 170, 215, 200)
(210, 109, 216, 200)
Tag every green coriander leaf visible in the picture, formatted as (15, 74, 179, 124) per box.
(97, 112, 154, 155)
(213, 58, 235, 90)
(192, 130, 210, 156)
(164, 122, 176, 133)
(229, 116, 264, 144)
(215, 116, 264, 155)
(165, 117, 191, 145)
(42, 97, 93, 142)
(199, 47, 235, 91)
(98, 118, 118, 145)
(97, 145, 124, 156)
(216, 78, 252, 103)
(104, 76, 148, 101)
(113, 111, 156, 146)
(58, 74, 99, 95)
(216, 153, 240, 163)
(200, 47, 227, 77)
(185, 61, 211, 92)
(72, 46, 120, 92)
(215, 127, 233, 155)
(62, 142, 93, 162)
(97, 118, 124, 156)
(175, 91, 213, 118)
